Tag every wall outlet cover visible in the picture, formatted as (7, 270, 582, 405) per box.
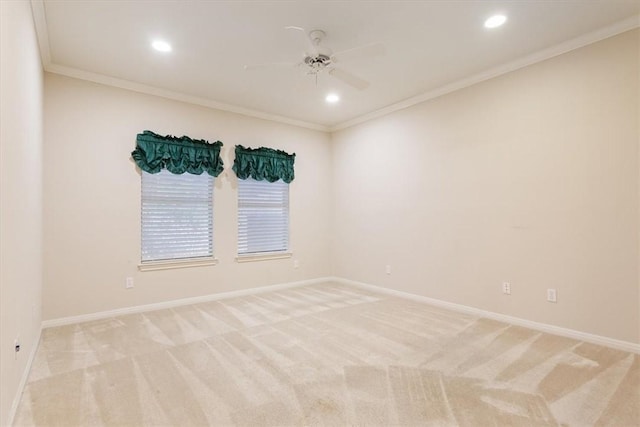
(502, 282, 511, 295)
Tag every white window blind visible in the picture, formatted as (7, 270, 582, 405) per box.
(238, 178, 289, 255)
(141, 169, 214, 262)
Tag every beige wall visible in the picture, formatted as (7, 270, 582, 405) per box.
(42, 74, 332, 320)
(33, 22, 640, 347)
(0, 7, 635, 424)
(331, 30, 640, 343)
(0, 0, 44, 424)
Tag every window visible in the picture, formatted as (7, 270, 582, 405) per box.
(141, 169, 214, 263)
(232, 144, 295, 259)
(238, 178, 289, 255)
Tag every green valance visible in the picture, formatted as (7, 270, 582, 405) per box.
(131, 130, 224, 176)
(232, 145, 296, 183)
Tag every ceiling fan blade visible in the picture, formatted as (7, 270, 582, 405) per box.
(331, 42, 385, 63)
(243, 62, 299, 71)
(329, 67, 370, 90)
(285, 26, 318, 56)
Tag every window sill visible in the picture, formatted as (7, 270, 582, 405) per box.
(235, 252, 292, 263)
(138, 257, 218, 272)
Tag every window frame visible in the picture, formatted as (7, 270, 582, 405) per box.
(236, 177, 292, 262)
(138, 169, 218, 271)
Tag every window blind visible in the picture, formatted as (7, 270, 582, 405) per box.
(238, 178, 289, 255)
(141, 170, 214, 262)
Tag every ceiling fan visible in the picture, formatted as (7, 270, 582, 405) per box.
(244, 27, 385, 90)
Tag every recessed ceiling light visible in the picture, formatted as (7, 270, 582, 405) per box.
(152, 40, 172, 52)
(484, 15, 507, 29)
(326, 93, 340, 103)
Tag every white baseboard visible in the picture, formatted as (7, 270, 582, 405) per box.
(332, 277, 640, 355)
(41, 275, 640, 354)
(41, 277, 332, 329)
(7, 327, 41, 427)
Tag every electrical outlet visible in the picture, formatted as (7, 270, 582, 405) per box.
(293, 260, 299, 269)
(385, 265, 391, 275)
(125, 277, 134, 289)
(502, 282, 511, 295)
(547, 288, 557, 303)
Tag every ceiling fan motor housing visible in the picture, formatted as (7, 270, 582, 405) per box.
(304, 54, 332, 71)
(245, 26, 373, 89)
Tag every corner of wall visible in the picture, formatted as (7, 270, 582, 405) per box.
(0, 0, 44, 424)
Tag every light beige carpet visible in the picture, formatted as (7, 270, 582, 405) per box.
(14, 282, 639, 426)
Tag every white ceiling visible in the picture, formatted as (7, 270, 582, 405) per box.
(34, 1, 640, 131)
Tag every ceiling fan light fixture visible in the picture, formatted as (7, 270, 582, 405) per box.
(151, 40, 172, 52)
(247, 27, 376, 91)
(325, 93, 340, 103)
(484, 14, 507, 29)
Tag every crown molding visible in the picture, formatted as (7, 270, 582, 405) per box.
(29, 1, 638, 134)
(44, 64, 330, 132)
(29, 0, 329, 132)
(330, 14, 640, 132)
